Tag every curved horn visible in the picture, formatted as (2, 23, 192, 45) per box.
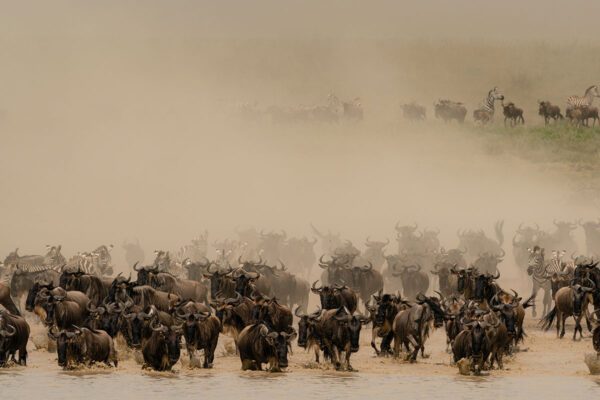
(311, 280, 322, 291)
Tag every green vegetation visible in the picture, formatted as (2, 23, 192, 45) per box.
(471, 122, 600, 185)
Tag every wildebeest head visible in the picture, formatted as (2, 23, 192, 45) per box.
(203, 262, 234, 298)
(151, 322, 182, 366)
(0, 324, 16, 365)
(26, 281, 53, 312)
(474, 271, 500, 301)
(334, 307, 370, 352)
(259, 325, 296, 369)
(119, 304, 153, 348)
(232, 267, 259, 297)
(492, 303, 518, 336)
(51, 327, 83, 368)
(416, 293, 447, 328)
(465, 320, 489, 357)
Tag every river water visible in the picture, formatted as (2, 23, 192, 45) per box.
(1, 369, 599, 400)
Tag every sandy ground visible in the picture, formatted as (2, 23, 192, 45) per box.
(18, 317, 597, 377)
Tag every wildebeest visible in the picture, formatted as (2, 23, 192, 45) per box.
(363, 237, 389, 270)
(26, 283, 89, 323)
(41, 292, 88, 330)
(119, 303, 174, 349)
(203, 263, 235, 299)
(512, 223, 543, 271)
(345, 262, 384, 304)
(51, 326, 117, 369)
(236, 322, 296, 372)
(295, 307, 323, 362)
(538, 101, 563, 125)
(579, 219, 600, 256)
(61, 269, 111, 306)
(311, 281, 357, 313)
(473, 109, 491, 124)
(319, 307, 369, 370)
(134, 264, 207, 303)
(142, 322, 182, 371)
(391, 264, 429, 300)
(121, 239, 145, 268)
(434, 100, 467, 123)
(366, 291, 408, 356)
(542, 283, 595, 340)
(0, 282, 20, 315)
(430, 261, 459, 297)
(502, 102, 525, 126)
(252, 295, 293, 333)
(392, 294, 446, 362)
(401, 103, 426, 121)
(211, 294, 255, 341)
(0, 310, 29, 366)
(580, 106, 600, 127)
(178, 310, 220, 368)
(452, 319, 490, 373)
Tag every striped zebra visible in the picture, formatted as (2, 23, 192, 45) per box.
(479, 87, 505, 115)
(527, 246, 553, 317)
(567, 85, 600, 108)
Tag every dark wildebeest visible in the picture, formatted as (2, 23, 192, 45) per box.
(0, 282, 20, 315)
(123, 284, 180, 312)
(391, 264, 429, 300)
(430, 261, 459, 297)
(401, 103, 426, 121)
(0, 311, 29, 366)
(345, 262, 384, 304)
(542, 283, 595, 340)
(119, 304, 174, 349)
(434, 99, 467, 123)
(252, 296, 293, 333)
(538, 101, 563, 125)
(142, 322, 182, 371)
(203, 263, 235, 299)
(366, 291, 409, 356)
(392, 293, 446, 362)
(177, 309, 220, 368)
(319, 307, 370, 371)
(26, 283, 89, 324)
(439, 294, 464, 351)
(86, 302, 123, 338)
(502, 102, 525, 126)
(51, 326, 117, 369)
(211, 293, 255, 341)
(236, 322, 296, 372)
(134, 264, 207, 304)
(311, 281, 357, 313)
(61, 269, 111, 306)
(295, 307, 324, 363)
(41, 292, 88, 330)
(452, 319, 490, 373)
(451, 267, 478, 300)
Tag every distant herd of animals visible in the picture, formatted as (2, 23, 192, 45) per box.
(238, 86, 600, 128)
(402, 85, 600, 127)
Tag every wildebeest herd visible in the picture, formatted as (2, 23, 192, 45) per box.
(264, 85, 600, 128)
(1, 219, 600, 374)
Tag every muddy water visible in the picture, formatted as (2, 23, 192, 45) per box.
(2, 321, 600, 400)
(1, 370, 600, 400)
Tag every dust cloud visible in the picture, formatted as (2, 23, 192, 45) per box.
(0, 0, 597, 271)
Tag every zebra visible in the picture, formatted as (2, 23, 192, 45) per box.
(473, 87, 504, 123)
(526, 246, 555, 317)
(567, 85, 600, 109)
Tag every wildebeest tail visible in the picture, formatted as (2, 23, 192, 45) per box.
(522, 294, 535, 309)
(540, 306, 556, 330)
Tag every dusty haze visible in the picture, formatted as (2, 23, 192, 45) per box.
(0, 1, 598, 267)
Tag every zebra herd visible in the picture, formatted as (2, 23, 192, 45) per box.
(403, 85, 600, 128)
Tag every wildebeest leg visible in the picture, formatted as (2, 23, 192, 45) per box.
(314, 347, 320, 363)
(381, 332, 394, 355)
(559, 312, 567, 339)
(371, 326, 380, 356)
(574, 315, 584, 341)
(393, 334, 401, 358)
(18, 347, 27, 366)
(407, 334, 420, 362)
(241, 358, 255, 370)
(331, 346, 342, 370)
